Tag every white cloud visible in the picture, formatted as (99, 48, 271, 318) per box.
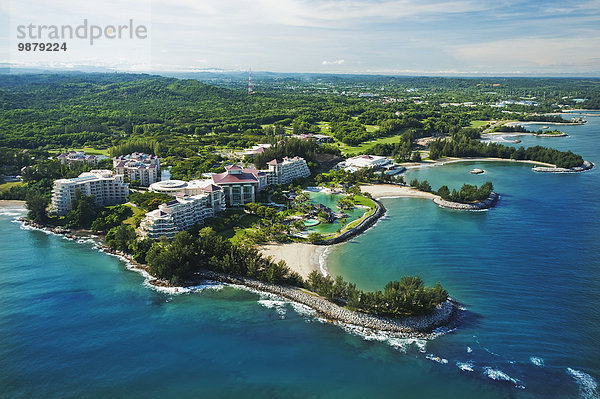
(451, 36, 600, 72)
(322, 59, 344, 65)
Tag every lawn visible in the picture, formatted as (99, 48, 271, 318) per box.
(339, 130, 408, 156)
(219, 213, 261, 240)
(353, 195, 376, 209)
(469, 120, 490, 129)
(47, 147, 110, 156)
(122, 203, 146, 226)
(0, 181, 25, 193)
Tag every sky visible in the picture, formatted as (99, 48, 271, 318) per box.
(1, 0, 599, 76)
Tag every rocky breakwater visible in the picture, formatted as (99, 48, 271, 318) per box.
(182, 269, 457, 338)
(533, 160, 594, 173)
(314, 199, 386, 245)
(434, 192, 499, 211)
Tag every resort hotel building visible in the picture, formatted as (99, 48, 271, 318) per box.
(57, 151, 99, 166)
(337, 155, 390, 172)
(51, 170, 129, 216)
(265, 156, 311, 185)
(141, 156, 311, 238)
(112, 152, 160, 186)
(139, 185, 225, 239)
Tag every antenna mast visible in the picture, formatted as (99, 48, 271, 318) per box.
(248, 68, 254, 95)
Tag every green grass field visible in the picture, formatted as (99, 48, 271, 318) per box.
(0, 181, 25, 193)
(469, 120, 490, 129)
(47, 147, 109, 156)
(220, 214, 262, 240)
(122, 204, 146, 226)
(339, 130, 407, 156)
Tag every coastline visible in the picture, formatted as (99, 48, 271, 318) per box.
(360, 183, 499, 211)
(411, 157, 556, 168)
(506, 120, 585, 126)
(483, 131, 568, 138)
(14, 216, 458, 338)
(179, 268, 459, 338)
(0, 200, 26, 207)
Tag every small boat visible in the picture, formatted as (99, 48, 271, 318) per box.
(470, 169, 484, 174)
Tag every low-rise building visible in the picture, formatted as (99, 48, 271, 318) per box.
(51, 170, 129, 215)
(112, 153, 160, 186)
(57, 151, 99, 166)
(240, 144, 272, 158)
(337, 155, 390, 172)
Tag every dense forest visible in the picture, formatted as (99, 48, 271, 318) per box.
(1, 73, 597, 152)
(429, 129, 584, 168)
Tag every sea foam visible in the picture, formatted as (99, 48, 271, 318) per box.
(567, 368, 599, 399)
(456, 361, 474, 372)
(530, 356, 544, 367)
(483, 367, 525, 389)
(426, 354, 448, 364)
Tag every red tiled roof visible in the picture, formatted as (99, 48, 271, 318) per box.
(267, 159, 282, 165)
(212, 171, 259, 184)
(202, 184, 223, 192)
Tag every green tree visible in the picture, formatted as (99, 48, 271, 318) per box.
(25, 191, 49, 224)
(105, 225, 136, 252)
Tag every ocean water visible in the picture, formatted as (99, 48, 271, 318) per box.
(1, 112, 599, 398)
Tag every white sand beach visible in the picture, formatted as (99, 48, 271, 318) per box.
(359, 184, 439, 200)
(258, 243, 322, 278)
(413, 157, 556, 168)
(0, 200, 26, 207)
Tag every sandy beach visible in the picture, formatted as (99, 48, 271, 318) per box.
(414, 157, 556, 168)
(0, 200, 26, 207)
(258, 243, 322, 278)
(360, 184, 439, 200)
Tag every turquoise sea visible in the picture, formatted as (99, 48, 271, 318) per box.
(1, 112, 599, 398)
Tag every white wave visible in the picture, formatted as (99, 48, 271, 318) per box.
(432, 325, 456, 335)
(426, 354, 448, 364)
(466, 346, 473, 353)
(257, 298, 287, 317)
(0, 210, 25, 217)
(340, 324, 428, 352)
(318, 246, 331, 276)
(483, 367, 525, 389)
(289, 302, 316, 317)
(18, 222, 55, 235)
(567, 368, 599, 399)
(457, 361, 474, 372)
(530, 356, 544, 367)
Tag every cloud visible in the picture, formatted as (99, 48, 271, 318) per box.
(322, 59, 345, 65)
(451, 36, 600, 72)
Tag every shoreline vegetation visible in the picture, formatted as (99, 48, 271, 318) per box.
(15, 215, 458, 337)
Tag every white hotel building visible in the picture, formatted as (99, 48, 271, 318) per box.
(141, 156, 311, 238)
(139, 185, 225, 239)
(51, 170, 129, 216)
(265, 156, 311, 185)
